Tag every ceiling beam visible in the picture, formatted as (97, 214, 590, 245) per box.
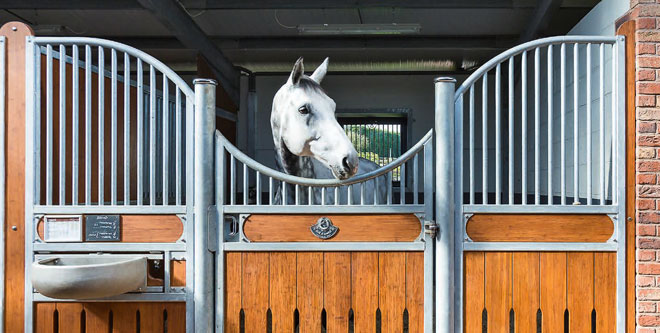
(112, 35, 519, 50)
(2, 0, 530, 9)
(519, 0, 563, 42)
(137, 0, 239, 104)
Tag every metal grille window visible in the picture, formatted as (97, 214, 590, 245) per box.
(338, 117, 407, 182)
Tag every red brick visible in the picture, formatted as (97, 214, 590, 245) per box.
(641, 122, 658, 133)
(640, 225, 658, 237)
(639, 161, 660, 172)
(640, 69, 657, 81)
(639, 30, 660, 43)
(638, 288, 660, 300)
(636, 328, 655, 333)
(638, 198, 657, 210)
(639, 174, 658, 185)
(640, 56, 660, 69)
(639, 147, 657, 158)
(640, 186, 660, 198)
(639, 95, 657, 107)
(640, 17, 658, 29)
(638, 108, 660, 120)
(640, 43, 658, 55)
(639, 314, 660, 327)
(639, 237, 660, 249)
(639, 212, 660, 223)
(639, 301, 658, 313)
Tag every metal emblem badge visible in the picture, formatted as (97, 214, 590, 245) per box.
(310, 217, 339, 240)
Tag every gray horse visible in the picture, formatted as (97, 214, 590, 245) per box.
(271, 57, 388, 204)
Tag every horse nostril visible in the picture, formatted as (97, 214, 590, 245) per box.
(342, 157, 352, 172)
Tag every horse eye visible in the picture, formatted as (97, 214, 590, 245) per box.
(298, 105, 309, 115)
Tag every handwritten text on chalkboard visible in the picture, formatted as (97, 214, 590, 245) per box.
(85, 215, 120, 242)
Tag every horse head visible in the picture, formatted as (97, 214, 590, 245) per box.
(271, 57, 359, 180)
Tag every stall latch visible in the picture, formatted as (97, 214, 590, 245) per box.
(424, 221, 439, 239)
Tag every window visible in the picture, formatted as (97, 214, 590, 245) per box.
(337, 116, 407, 182)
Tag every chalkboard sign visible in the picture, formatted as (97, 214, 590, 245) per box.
(85, 215, 121, 242)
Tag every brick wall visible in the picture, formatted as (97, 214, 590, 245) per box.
(630, 1, 660, 331)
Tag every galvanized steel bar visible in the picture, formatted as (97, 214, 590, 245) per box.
(468, 87, 474, 204)
(560, 43, 566, 205)
(495, 64, 501, 205)
(59, 45, 66, 205)
(534, 47, 540, 204)
(137, 59, 144, 206)
(587, 43, 592, 205)
(46, 45, 53, 205)
(413, 154, 419, 204)
(256, 171, 262, 205)
(163, 76, 169, 205)
(508, 57, 514, 205)
(123, 53, 130, 205)
(599, 43, 605, 205)
(244, 164, 249, 205)
(400, 160, 406, 204)
(573, 43, 579, 204)
(193, 78, 216, 332)
(482, 74, 488, 204)
(547, 44, 553, 205)
(111, 49, 118, 205)
(175, 88, 182, 205)
(215, 131, 226, 331)
(149, 65, 156, 205)
(612, 42, 618, 205)
(521, 51, 527, 205)
(85, 45, 92, 205)
(230, 155, 235, 205)
(435, 77, 455, 333)
(98, 46, 105, 205)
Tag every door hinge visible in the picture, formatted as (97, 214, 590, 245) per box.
(425, 221, 439, 239)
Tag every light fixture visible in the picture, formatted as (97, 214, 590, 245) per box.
(297, 23, 421, 36)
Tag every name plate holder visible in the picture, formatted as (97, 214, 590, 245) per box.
(85, 215, 121, 242)
(43, 215, 83, 242)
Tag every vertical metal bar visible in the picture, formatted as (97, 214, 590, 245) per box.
(453, 88, 465, 333)
(110, 49, 117, 205)
(59, 45, 67, 205)
(334, 186, 338, 205)
(434, 77, 456, 333)
(176, 88, 182, 205)
(469, 87, 474, 205)
(269, 176, 273, 205)
(162, 77, 169, 205)
(423, 139, 434, 333)
(98, 46, 105, 205)
(123, 53, 130, 205)
(85, 45, 92, 205)
(612, 42, 617, 205)
(72, 45, 81, 205)
(599, 43, 605, 205)
(522, 51, 527, 205)
(46, 45, 53, 205)
(534, 48, 540, 205)
(347, 184, 352, 205)
(573, 43, 579, 204)
(560, 43, 566, 205)
(192, 78, 216, 333)
(482, 74, 488, 204)
(495, 64, 501, 205)
(149, 66, 156, 205)
(548, 44, 554, 205)
(230, 155, 235, 205)
(308, 186, 313, 205)
(508, 57, 514, 205)
(283, 182, 288, 205)
(587, 43, 592, 205)
(615, 36, 626, 333)
(295, 184, 299, 205)
(413, 154, 419, 205)
(136, 59, 143, 206)
(256, 171, 261, 205)
(244, 164, 248, 205)
(214, 132, 226, 331)
(360, 180, 365, 205)
(400, 161, 406, 204)
(387, 172, 392, 205)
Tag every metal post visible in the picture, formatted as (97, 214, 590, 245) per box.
(434, 77, 456, 333)
(193, 78, 217, 333)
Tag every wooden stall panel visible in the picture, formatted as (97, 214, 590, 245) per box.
(324, 252, 352, 332)
(56, 303, 83, 332)
(406, 252, 425, 332)
(567, 252, 594, 332)
(241, 252, 269, 332)
(540, 252, 567, 333)
(466, 214, 614, 242)
(83, 303, 111, 333)
(512, 252, 539, 333)
(594, 252, 616, 332)
(464, 252, 485, 333)
(379, 252, 406, 332)
(269, 252, 296, 332)
(170, 259, 186, 287)
(34, 303, 56, 333)
(243, 214, 421, 242)
(484, 252, 512, 333)
(351, 252, 379, 332)
(297, 252, 323, 332)
(225, 252, 242, 333)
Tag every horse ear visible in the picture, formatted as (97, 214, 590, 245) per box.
(310, 57, 329, 84)
(288, 57, 304, 85)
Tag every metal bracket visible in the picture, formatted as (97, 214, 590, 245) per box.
(424, 221, 439, 239)
(207, 206, 218, 252)
(175, 214, 187, 243)
(464, 213, 474, 242)
(607, 214, 618, 244)
(239, 214, 250, 242)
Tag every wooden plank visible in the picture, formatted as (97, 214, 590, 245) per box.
(297, 252, 323, 331)
(540, 252, 567, 333)
(137, 302, 165, 332)
(323, 252, 351, 332)
(512, 252, 539, 333)
(351, 252, 378, 332)
(484, 252, 512, 333)
(567, 252, 594, 332)
(464, 252, 485, 333)
(241, 252, 269, 331)
(37, 215, 183, 242)
(615, 19, 636, 333)
(379, 252, 406, 332)
(82, 303, 111, 333)
(594, 252, 616, 332)
(164, 302, 186, 333)
(466, 214, 614, 242)
(405, 252, 424, 332)
(110, 302, 138, 332)
(171, 259, 186, 287)
(34, 303, 56, 333)
(55, 303, 83, 332)
(269, 252, 296, 332)
(224, 252, 241, 333)
(243, 214, 421, 242)
(0, 21, 33, 332)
